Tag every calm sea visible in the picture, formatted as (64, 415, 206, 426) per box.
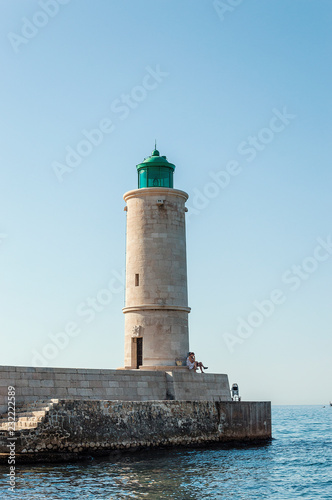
(1, 405, 331, 499)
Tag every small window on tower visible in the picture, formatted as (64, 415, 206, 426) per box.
(135, 274, 139, 286)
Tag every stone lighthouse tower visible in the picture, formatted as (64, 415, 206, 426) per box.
(122, 147, 190, 370)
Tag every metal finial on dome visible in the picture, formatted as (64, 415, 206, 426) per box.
(152, 139, 160, 157)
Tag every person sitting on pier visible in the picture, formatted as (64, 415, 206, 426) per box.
(186, 352, 208, 373)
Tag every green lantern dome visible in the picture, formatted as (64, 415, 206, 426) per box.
(136, 146, 175, 189)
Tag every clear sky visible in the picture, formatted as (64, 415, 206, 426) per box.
(1, 0, 331, 405)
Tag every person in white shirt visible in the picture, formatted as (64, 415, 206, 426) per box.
(186, 352, 208, 373)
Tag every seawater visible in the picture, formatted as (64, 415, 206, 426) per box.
(1, 405, 331, 499)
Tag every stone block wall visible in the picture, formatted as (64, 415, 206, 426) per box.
(167, 371, 232, 401)
(124, 188, 189, 308)
(0, 366, 232, 415)
(123, 188, 190, 368)
(0, 400, 271, 459)
(0, 366, 167, 415)
(124, 309, 190, 368)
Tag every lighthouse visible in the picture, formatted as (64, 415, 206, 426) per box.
(122, 147, 190, 370)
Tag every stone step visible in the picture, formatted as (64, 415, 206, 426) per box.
(0, 416, 43, 427)
(0, 409, 50, 420)
(16, 400, 58, 411)
(0, 411, 47, 424)
(0, 399, 58, 432)
(0, 399, 58, 418)
(0, 422, 38, 430)
(17, 410, 49, 418)
(0, 421, 42, 431)
(0, 410, 46, 420)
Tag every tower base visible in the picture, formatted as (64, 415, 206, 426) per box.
(139, 365, 189, 371)
(118, 365, 188, 371)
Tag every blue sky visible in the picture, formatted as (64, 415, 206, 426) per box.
(1, 0, 331, 404)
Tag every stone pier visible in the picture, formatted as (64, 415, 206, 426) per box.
(0, 399, 271, 463)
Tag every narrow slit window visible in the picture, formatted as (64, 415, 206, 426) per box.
(135, 274, 139, 286)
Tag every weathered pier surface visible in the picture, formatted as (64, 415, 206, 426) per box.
(0, 400, 271, 463)
(0, 366, 271, 463)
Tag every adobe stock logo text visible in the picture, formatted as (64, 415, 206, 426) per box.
(8, 0, 71, 53)
(223, 235, 332, 353)
(52, 65, 169, 182)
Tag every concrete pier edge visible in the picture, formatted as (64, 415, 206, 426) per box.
(0, 400, 271, 464)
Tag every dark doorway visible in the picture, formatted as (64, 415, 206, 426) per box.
(136, 337, 143, 368)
